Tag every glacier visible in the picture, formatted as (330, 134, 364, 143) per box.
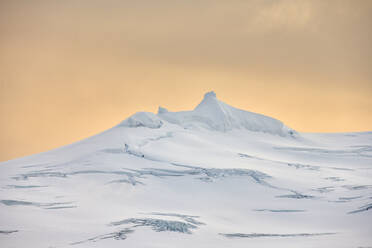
(0, 91, 371, 248)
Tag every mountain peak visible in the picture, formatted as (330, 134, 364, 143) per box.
(120, 91, 296, 137)
(194, 91, 221, 112)
(203, 91, 216, 99)
(157, 106, 168, 114)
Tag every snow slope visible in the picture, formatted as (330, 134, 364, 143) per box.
(0, 92, 371, 248)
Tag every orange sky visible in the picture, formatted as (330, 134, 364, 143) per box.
(1, 0, 371, 162)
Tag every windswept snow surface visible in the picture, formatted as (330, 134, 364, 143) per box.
(0, 92, 371, 248)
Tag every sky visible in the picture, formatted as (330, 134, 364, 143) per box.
(0, 0, 371, 161)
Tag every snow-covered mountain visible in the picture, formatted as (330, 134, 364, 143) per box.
(0, 91, 371, 248)
(120, 91, 296, 136)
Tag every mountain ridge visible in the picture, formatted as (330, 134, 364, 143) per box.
(120, 91, 296, 137)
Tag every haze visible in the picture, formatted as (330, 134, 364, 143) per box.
(1, 0, 371, 161)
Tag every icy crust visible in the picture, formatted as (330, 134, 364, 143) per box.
(220, 232, 336, 238)
(118, 91, 296, 136)
(71, 213, 205, 245)
(118, 112, 163, 129)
